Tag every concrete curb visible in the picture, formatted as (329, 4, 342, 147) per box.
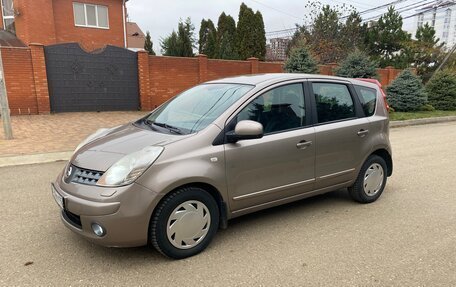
(0, 151, 72, 168)
(389, 116, 456, 128)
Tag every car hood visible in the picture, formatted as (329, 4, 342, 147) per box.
(72, 123, 192, 171)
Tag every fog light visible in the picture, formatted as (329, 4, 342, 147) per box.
(91, 223, 106, 237)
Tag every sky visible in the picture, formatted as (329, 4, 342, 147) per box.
(126, 0, 418, 55)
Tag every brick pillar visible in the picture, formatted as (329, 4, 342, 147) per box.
(385, 66, 395, 86)
(248, 57, 259, 74)
(198, 54, 208, 82)
(137, 51, 151, 111)
(29, 43, 50, 114)
(327, 63, 338, 76)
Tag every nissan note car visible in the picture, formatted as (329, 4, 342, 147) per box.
(52, 74, 393, 259)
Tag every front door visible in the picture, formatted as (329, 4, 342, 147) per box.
(225, 82, 316, 212)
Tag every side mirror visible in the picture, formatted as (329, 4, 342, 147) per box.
(226, 120, 263, 143)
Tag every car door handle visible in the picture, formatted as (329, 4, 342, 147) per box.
(357, 129, 369, 137)
(296, 140, 312, 149)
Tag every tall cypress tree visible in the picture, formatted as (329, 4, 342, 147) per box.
(198, 19, 217, 58)
(236, 3, 256, 60)
(161, 18, 196, 57)
(144, 31, 155, 55)
(177, 17, 195, 57)
(252, 11, 266, 60)
(217, 12, 238, 59)
(161, 31, 179, 56)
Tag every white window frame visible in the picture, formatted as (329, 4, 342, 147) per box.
(73, 2, 109, 29)
(1, 0, 15, 30)
(417, 13, 424, 28)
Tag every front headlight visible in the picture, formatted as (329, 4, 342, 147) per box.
(97, 146, 164, 187)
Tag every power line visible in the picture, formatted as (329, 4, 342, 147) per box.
(265, 0, 445, 39)
(362, 0, 439, 22)
(248, 0, 302, 20)
(265, 0, 418, 37)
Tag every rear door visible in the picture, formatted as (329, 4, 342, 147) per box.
(224, 82, 316, 212)
(309, 80, 372, 189)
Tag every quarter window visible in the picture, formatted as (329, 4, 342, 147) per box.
(73, 2, 109, 29)
(312, 83, 355, 123)
(235, 83, 306, 134)
(354, 85, 377, 116)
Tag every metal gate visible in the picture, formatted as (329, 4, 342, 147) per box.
(44, 43, 139, 112)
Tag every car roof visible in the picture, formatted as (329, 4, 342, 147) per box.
(206, 73, 379, 90)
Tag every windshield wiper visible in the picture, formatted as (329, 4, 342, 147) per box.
(146, 120, 183, 135)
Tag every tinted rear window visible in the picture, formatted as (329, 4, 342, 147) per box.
(354, 85, 377, 116)
(312, 83, 355, 123)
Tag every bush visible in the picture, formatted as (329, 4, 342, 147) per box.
(386, 69, 427, 112)
(425, 70, 456, 110)
(335, 51, 378, 78)
(420, 104, 435, 111)
(284, 47, 318, 74)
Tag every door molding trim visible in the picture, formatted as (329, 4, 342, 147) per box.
(231, 180, 352, 216)
(318, 168, 355, 180)
(232, 178, 315, 201)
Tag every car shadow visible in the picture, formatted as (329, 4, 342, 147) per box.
(64, 188, 355, 263)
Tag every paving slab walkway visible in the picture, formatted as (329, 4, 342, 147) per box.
(0, 111, 147, 157)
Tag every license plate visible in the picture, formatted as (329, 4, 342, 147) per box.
(51, 184, 64, 209)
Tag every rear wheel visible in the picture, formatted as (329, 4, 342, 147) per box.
(150, 187, 219, 259)
(348, 155, 387, 203)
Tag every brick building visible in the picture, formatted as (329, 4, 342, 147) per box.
(266, 37, 290, 61)
(0, 0, 128, 50)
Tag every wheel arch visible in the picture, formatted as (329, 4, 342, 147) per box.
(370, 148, 393, 176)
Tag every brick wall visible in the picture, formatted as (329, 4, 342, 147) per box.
(317, 64, 406, 87)
(1, 46, 50, 115)
(4, 0, 125, 51)
(258, 62, 283, 73)
(147, 56, 200, 108)
(2, 50, 408, 115)
(207, 59, 251, 81)
(52, 0, 125, 50)
(138, 56, 409, 111)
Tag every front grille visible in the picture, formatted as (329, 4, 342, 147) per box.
(62, 209, 82, 229)
(68, 165, 104, 186)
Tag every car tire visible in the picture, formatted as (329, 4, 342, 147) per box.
(149, 187, 219, 259)
(348, 155, 388, 204)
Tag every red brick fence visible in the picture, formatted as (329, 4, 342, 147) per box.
(1, 44, 405, 115)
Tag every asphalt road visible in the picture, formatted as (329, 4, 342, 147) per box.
(1, 122, 456, 286)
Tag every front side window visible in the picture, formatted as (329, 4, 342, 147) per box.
(234, 83, 306, 134)
(145, 84, 253, 134)
(312, 82, 355, 123)
(73, 2, 109, 29)
(1, 0, 15, 34)
(354, 85, 377, 116)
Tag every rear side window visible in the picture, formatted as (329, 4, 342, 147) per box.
(312, 83, 355, 123)
(354, 85, 377, 116)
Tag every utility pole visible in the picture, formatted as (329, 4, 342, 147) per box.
(0, 48, 13, 140)
(433, 43, 456, 75)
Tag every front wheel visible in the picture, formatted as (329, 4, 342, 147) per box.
(149, 187, 219, 259)
(348, 155, 388, 203)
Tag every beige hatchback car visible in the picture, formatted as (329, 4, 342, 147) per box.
(52, 74, 393, 259)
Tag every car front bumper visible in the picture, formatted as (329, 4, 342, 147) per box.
(52, 173, 161, 248)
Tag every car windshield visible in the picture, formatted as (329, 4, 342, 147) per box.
(144, 83, 253, 134)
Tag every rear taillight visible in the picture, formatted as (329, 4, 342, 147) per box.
(383, 96, 390, 112)
(380, 89, 390, 112)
